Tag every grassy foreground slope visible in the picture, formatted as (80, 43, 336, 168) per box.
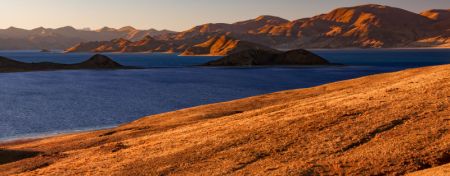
(0, 64, 449, 176)
(408, 163, 450, 176)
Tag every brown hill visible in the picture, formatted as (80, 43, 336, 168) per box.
(65, 38, 132, 53)
(121, 35, 173, 53)
(203, 49, 329, 66)
(294, 4, 432, 48)
(411, 9, 450, 48)
(421, 9, 450, 33)
(180, 35, 276, 56)
(1, 64, 449, 175)
(0, 54, 127, 72)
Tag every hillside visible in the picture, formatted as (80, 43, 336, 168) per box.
(175, 4, 439, 48)
(180, 35, 276, 56)
(408, 163, 450, 176)
(0, 64, 449, 175)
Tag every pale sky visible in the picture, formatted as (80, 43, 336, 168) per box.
(0, 0, 449, 31)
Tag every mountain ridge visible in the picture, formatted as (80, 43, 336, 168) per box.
(1, 4, 449, 50)
(0, 26, 176, 50)
(65, 4, 450, 53)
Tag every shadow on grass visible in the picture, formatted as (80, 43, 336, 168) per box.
(0, 149, 40, 165)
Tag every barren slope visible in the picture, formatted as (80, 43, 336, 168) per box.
(1, 64, 449, 175)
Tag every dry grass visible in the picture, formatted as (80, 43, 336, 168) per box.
(1, 64, 450, 176)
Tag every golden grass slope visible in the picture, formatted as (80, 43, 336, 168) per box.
(408, 163, 450, 176)
(1, 64, 449, 175)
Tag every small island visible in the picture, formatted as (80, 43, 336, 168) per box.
(203, 49, 330, 66)
(40, 49, 51, 53)
(0, 54, 131, 73)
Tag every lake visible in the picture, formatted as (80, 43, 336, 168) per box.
(1, 49, 450, 141)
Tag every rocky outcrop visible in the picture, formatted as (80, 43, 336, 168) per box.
(0, 54, 128, 72)
(203, 48, 330, 66)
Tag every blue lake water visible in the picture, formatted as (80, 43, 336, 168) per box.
(0, 49, 450, 141)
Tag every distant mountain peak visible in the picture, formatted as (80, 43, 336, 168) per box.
(255, 15, 288, 22)
(56, 26, 77, 31)
(6, 26, 23, 30)
(357, 4, 387, 8)
(32, 27, 46, 31)
(96, 27, 116, 32)
(119, 26, 137, 32)
(420, 9, 450, 20)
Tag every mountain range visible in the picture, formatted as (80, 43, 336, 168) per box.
(0, 26, 175, 50)
(1, 4, 450, 51)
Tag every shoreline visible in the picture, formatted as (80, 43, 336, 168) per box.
(0, 125, 117, 144)
(0, 63, 435, 143)
(0, 63, 438, 143)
